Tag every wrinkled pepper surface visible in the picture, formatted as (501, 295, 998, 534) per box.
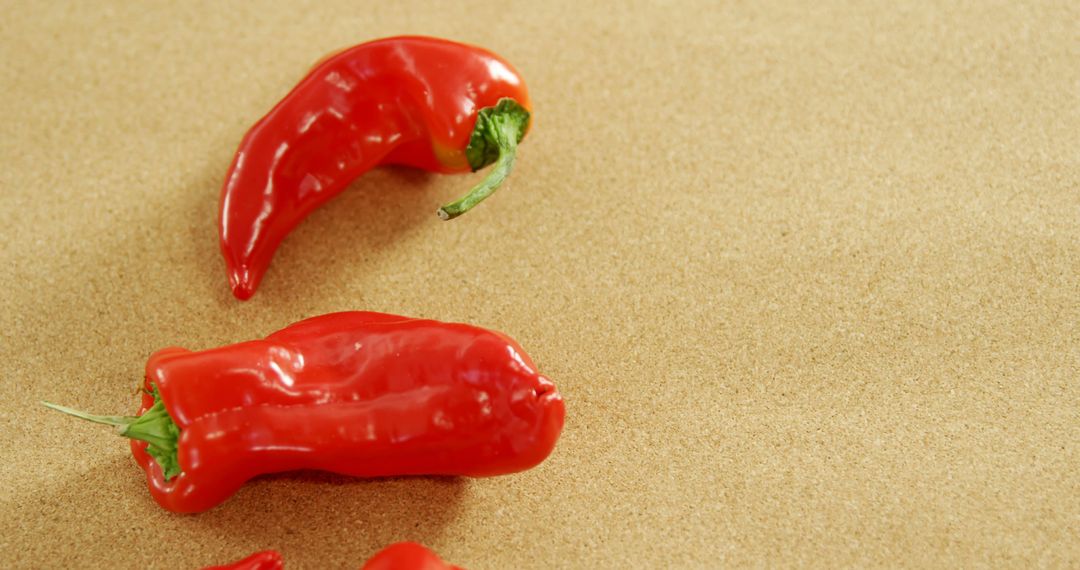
(45, 312, 564, 513)
(219, 36, 532, 299)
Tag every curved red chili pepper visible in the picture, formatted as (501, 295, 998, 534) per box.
(44, 312, 564, 514)
(219, 36, 532, 299)
(361, 542, 463, 570)
(202, 550, 284, 570)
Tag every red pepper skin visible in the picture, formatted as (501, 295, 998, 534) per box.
(130, 312, 564, 513)
(219, 36, 531, 300)
(361, 542, 463, 570)
(199, 543, 459, 570)
(201, 550, 284, 570)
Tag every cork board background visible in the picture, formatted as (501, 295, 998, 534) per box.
(2, 1, 1078, 568)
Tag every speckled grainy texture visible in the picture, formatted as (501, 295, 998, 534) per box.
(1, 1, 1078, 568)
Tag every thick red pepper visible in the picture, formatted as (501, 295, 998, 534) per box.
(202, 550, 284, 570)
(219, 36, 532, 299)
(44, 312, 564, 513)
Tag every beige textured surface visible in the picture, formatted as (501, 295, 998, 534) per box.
(2, 1, 1078, 568)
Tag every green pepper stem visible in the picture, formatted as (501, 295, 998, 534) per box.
(42, 387, 183, 480)
(437, 98, 530, 221)
(41, 401, 136, 428)
(437, 139, 518, 220)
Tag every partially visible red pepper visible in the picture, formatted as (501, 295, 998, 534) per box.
(202, 550, 284, 570)
(44, 312, 564, 513)
(219, 35, 532, 299)
(361, 542, 463, 570)
(200, 542, 461, 570)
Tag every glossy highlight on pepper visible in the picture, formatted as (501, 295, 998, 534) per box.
(45, 312, 564, 514)
(219, 36, 532, 299)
